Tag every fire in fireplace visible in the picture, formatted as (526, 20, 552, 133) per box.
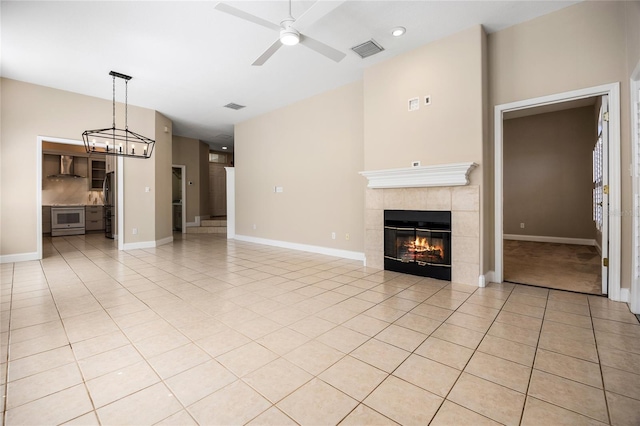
(384, 210, 451, 281)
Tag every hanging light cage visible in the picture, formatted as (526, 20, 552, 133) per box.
(82, 71, 155, 159)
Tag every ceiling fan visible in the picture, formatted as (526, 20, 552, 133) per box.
(214, 0, 347, 66)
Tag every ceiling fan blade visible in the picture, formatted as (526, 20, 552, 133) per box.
(214, 3, 280, 32)
(294, 0, 345, 29)
(252, 39, 283, 66)
(299, 34, 346, 63)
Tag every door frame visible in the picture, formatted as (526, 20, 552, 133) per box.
(172, 164, 187, 234)
(494, 82, 622, 301)
(36, 136, 123, 257)
(631, 62, 640, 313)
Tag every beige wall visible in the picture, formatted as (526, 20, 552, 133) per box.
(364, 25, 485, 184)
(172, 135, 201, 223)
(199, 142, 210, 217)
(0, 78, 169, 257)
(503, 107, 596, 239)
(625, 1, 640, 75)
(235, 81, 364, 251)
(488, 1, 635, 287)
(155, 112, 172, 241)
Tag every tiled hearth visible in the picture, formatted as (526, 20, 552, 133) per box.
(365, 186, 480, 286)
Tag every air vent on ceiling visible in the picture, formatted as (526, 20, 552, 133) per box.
(216, 134, 233, 140)
(351, 39, 385, 59)
(224, 103, 246, 110)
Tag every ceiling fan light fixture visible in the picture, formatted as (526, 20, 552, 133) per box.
(280, 27, 300, 46)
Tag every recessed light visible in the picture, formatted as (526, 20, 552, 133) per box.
(222, 146, 228, 150)
(391, 26, 406, 37)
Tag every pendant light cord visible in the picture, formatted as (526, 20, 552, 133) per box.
(125, 80, 128, 131)
(112, 74, 116, 129)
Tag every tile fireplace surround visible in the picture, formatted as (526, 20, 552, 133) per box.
(361, 164, 480, 286)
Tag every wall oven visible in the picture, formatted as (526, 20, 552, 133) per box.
(51, 206, 85, 236)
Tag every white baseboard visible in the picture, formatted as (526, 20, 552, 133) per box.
(156, 236, 174, 247)
(504, 234, 596, 246)
(186, 222, 198, 228)
(123, 240, 157, 250)
(234, 235, 366, 262)
(594, 239, 602, 255)
(620, 288, 630, 303)
(0, 251, 40, 263)
(479, 270, 496, 287)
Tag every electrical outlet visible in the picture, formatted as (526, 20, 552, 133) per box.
(331, 232, 336, 240)
(520, 223, 525, 229)
(345, 233, 350, 241)
(132, 228, 138, 235)
(252, 224, 257, 230)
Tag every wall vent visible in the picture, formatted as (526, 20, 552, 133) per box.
(351, 39, 384, 59)
(224, 103, 246, 110)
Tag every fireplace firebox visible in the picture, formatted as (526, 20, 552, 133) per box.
(384, 210, 451, 281)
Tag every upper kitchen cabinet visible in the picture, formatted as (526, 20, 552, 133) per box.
(74, 157, 88, 178)
(43, 154, 59, 177)
(89, 158, 106, 190)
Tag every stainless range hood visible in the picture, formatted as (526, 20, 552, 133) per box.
(47, 155, 85, 178)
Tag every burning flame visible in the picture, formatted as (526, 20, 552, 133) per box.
(407, 237, 443, 257)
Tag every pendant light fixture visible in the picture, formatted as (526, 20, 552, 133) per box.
(82, 71, 155, 159)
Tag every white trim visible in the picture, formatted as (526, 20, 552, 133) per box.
(234, 234, 365, 262)
(484, 270, 496, 285)
(36, 136, 87, 261)
(122, 240, 157, 250)
(495, 83, 622, 301)
(595, 238, 602, 255)
(504, 234, 597, 246)
(620, 288, 630, 304)
(478, 275, 486, 288)
(0, 252, 40, 264)
(156, 236, 174, 247)
(117, 156, 124, 251)
(171, 164, 187, 234)
(631, 61, 640, 314)
(359, 162, 478, 189)
(225, 167, 235, 239)
(186, 222, 198, 227)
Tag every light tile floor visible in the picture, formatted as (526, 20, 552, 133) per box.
(1, 233, 639, 425)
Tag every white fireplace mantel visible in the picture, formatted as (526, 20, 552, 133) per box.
(359, 162, 478, 189)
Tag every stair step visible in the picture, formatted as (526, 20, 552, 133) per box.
(201, 219, 227, 227)
(186, 226, 227, 234)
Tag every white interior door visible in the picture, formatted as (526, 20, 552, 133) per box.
(593, 95, 609, 294)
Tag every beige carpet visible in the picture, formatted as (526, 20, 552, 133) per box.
(503, 240, 603, 295)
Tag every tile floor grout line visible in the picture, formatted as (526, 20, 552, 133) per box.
(589, 295, 612, 426)
(0, 263, 16, 425)
(40, 241, 101, 423)
(517, 287, 550, 425)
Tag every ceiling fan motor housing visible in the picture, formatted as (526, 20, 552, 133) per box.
(280, 19, 300, 45)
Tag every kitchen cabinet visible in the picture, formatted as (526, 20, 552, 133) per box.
(89, 159, 106, 190)
(42, 206, 51, 234)
(43, 154, 59, 177)
(85, 206, 104, 231)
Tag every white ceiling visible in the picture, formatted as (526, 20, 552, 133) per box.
(1, 0, 579, 152)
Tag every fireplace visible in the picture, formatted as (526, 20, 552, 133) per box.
(384, 210, 451, 281)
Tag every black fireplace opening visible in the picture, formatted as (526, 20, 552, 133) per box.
(384, 210, 451, 281)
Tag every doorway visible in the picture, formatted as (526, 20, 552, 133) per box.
(501, 97, 603, 295)
(36, 136, 120, 258)
(494, 83, 623, 302)
(172, 165, 186, 233)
